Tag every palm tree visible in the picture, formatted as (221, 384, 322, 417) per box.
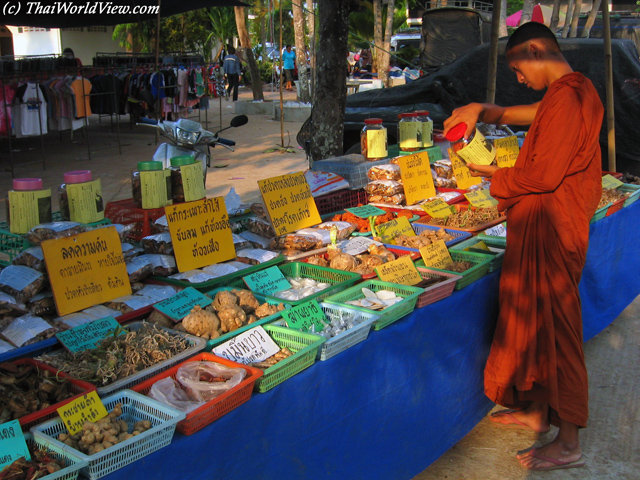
(112, 21, 155, 52)
(206, 6, 238, 60)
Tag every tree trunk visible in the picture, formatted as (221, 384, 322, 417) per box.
(520, 0, 534, 24)
(310, 0, 356, 162)
(569, 0, 583, 38)
(581, 0, 602, 37)
(372, 0, 383, 74)
(378, 0, 395, 86)
(499, 0, 508, 37)
(292, 0, 311, 103)
(234, 6, 264, 101)
(549, 0, 562, 32)
(307, 0, 316, 98)
(561, 0, 575, 38)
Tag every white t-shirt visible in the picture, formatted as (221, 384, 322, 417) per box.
(13, 82, 48, 137)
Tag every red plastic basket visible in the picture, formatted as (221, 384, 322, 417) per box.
(131, 353, 263, 436)
(602, 171, 624, 180)
(605, 197, 625, 217)
(104, 198, 166, 242)
(314, 188, 368, 216)
(10, 358, 97, 431)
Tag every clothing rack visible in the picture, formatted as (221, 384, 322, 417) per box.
(93, 52, 204, 67)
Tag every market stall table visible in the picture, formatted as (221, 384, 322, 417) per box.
(92, 200, 640, 480)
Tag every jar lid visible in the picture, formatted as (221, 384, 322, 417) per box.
(64, 170, 92, 184)
(415, 110, 430, 116)
(398, 112, 419, 119)
(364, 118, 383, 125)
(13, 178, 43, 190)
(444, 123, 467, 142)
(138, 161, 163, 171)
(170, 155, 195, 166)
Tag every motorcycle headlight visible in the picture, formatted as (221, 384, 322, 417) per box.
(163, 125, 174, 136)
(176, 128, 200, 145)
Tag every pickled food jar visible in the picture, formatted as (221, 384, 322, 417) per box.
(416, 110, 433, 148)
(360, 118, 388, 161)
(58, 170, 104, 223)
(7, 178, 52, 234)
(398, 112, 422, 152)
(170, 156, 206, 203)
(132, 161, 172, 209)
(444, 123, 496, 166)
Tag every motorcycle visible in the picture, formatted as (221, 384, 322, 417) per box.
(137, 114, 249, 176)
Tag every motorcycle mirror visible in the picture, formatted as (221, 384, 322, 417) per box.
(230, 115, 248, 128)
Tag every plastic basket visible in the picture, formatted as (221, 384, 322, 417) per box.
(7, 358, 96, 431)
(351, 214, 420, 237)
(104, 198, 166, 242)
(324, 279, 423, 330)
(0, 336, 59, 363)
(151, 254, 285, 293)
(417, 250, 492, 290)
(244, 262, 361, 306)
(23, 432, 88, 480)
(270, 302, 379, 361)
(251, 324, 325, 392)
(414, 268, 462, 308)
(388, 223, 472, 250)
(311, 155, 391, 189)
(131, 353, 263, 435)
(590, 204, 609, 223)
(450, 236, 505, 272)
(314, 188, 368, 216)
(202, 287, 287, 350)
(477, 230, 507, 248)
(619, 184, 640, 207)
(605, 197, 625, 217)
(414, 204, 506, 234)
(0, 227, 32, 267)
(31, 390, 185, 479)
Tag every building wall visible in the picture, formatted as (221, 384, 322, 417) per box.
(6, 26, 60, 56)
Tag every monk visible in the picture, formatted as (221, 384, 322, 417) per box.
(443, 22, 603, 471)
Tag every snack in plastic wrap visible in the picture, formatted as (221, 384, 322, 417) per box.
(0, 313, 59, 347)
(368, 193, 406, 205)
(432, 162, 454, 179)
(0, 265, 47, 303)
(433, 177, 458, 188)
(135, 254, 177, 277)
(121, 243, 143, 262)
(11, 247, 46, 273)
(104, 294, 155, 314)
(367, 164, 401, 181)
(176, 361, 246, 402)
(246, 216, 275, 237)
(368, 244, 396, 262)
(270, 233, 323, 253)
(126, 257, 154, 283)
(151, 215, 170, 234)
(25, 222, 87, 245)
(250, 202, 268, 219)
(365, 180, 404, 197)
(141, 232, 174, 255)
(0, 292, 28, 317)
(315, 221, 357, 241)
(26, 291, 57, 316)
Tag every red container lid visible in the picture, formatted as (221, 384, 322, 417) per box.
(398, 112, 419, 119)
(415, 110, 430, 116)
(13, 178, 43, 190)
(64, 170, 92, 184)
(364, 118, 383, 125)
(444, 123, 467, 142)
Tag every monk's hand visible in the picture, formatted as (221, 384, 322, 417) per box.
(443, 103, 484, 138)
(467, 163, 499, 178)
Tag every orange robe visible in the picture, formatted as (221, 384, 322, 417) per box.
(485, 72, 604, 428)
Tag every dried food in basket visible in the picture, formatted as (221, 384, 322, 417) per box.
(315, 221, 357, 241)
(0, 266, 47, 303)
(344, 287, 404, 311)
(250, 347, 293, 370)
(25, 222, 87, 245)
(368, 193, 405, 205)
(441, 261, 474, 273)
(331, 207, 413, 233)
(394, 227, 454, 248)
(37, 323, 191, 387)
(598, 188, 630, 208)
(270, 233, 324, 252)
(11, 247, 46, 273)
(365, 180, 404, 197)
(368, 164, 401, 181)
(428, 207, 500, 229)
(141, 232, 174, 255)
(0, 442, 68, 478)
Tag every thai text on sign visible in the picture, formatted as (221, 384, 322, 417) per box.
(244, 266, 292, 295)
(213, 325, 281, 364)
(281, 299, 326, 332)
(494, 135, 519, 168)
(422, 198, 452, 218)
(0, 420, 31, 469)
(375, 254, 422, 286)
(376, 216, 416, 244)
(56, 316, 124, 352)
(464, 189, 498, 208)
(345, 204, 386, 219)
(397, 152, 436, 205)
(154, 287, 214, 322)
(165, 196, 235, 272)
(449, 149, 481, 190)
(419, 240, 453, 270)
(57, 391, 108, 435)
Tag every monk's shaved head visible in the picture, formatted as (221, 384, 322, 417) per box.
(506, 21, 561, 54)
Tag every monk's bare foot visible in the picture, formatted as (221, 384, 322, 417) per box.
(490, 408, 550, 433)
(516, 438, 583, 470)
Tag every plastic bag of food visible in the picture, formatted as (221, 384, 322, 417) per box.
(0, 313, 58, 347)
(141, 233, 174, 255)
(11, 247, 46, 272)
(122, 243, 144, 262)
(135, 254, 177, 277)
(367, 164, 401, 181)
(104, 294, 156, 314)
(315, 221, 357, 241)
(25, 222, 87, 245)
(26, 291, 56, 316)
(175, 361, 246, 402)
(93, 223, 135, 241)
(0, 292, 28, 316)
(232, 233, 254, 252)
(365, 180, 404, 197)
(134, 284, 178, 303)
(432, 162, 453, 179)
(368, 193, 406, 205)
(434, 177, 457, 188)
(246, 216, 275, 237)
(151, 215, 169, 234)
(126, 256, 154, 283)
(0, 265, 46, 303)
(148, 377, 204, 413)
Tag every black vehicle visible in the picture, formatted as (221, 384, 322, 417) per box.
(338, 38, 640, 175)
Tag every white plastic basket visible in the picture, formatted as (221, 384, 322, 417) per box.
(23, 432, 88, 480)
(31, 390, 185, 480)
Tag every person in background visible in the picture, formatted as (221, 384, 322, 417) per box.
(359, 48, 372, 72)
(223, 46, 241, 102)
(282, 44, 296, 91)
(63, 48, 82, 66)
(443, 22, 603, 472)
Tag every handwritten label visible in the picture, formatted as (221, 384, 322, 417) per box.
(0, 420, 30, 469)
(56, 316, 123, 352)
(376, 216, 415, 244)
(140, 169, 172, 209)
(180, 162, 207, 203)
(152, 287, 213, 322)
(258, 171, 322, 235)
(464, 189, 498, 208)
(243, 266, 291, 295)
(213, 325, 281, 364)
(41, 227, 131, 316)
(422, 198, 453, 218)
(57, 391, 108, 435)
(484, 222, 507, 237)
(8, 188, 52, 234)
(602, 174, 624, 190)
(281, 299, 326, 332)
(375, 254, 422, 286)
(419, 240, 453, 270)
(398, 152, 436, 205)
(66, 179, 105, 224)
(449, 149, 481, 189)
(345, 204, 386, 218)
(494, 135, 519, 168)
(165, 196, 235, 272)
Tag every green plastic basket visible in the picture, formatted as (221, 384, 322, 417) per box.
(324, 279, 423, 330)
(0, 227, 32, 266)
(450, 237, 505, 272)
(416, 250, 492, 290)
(620, 184, 640, 207)
(252, 324, 326, 392)
(590, 204, 609, 223)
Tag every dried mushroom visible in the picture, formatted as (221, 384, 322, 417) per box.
(231, 289, 260, 314)
(182, 305, 220, 340)
(329, 253, 358, 271)
(218, 305, 246, 333)
(212, 290, 238, 312)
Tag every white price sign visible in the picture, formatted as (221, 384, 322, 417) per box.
(213, 325, 280, 364)
(484, 223, 507, 237)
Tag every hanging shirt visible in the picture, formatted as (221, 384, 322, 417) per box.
(70, 77, 92, 118)
(13, 82, 48, 138)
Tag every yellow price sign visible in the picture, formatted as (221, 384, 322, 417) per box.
(419, 240, 453, 270)
(376, 216, 416, 244)
(602, 174, 624, 190)
(258, 171, 322, 235)
(375, 254, 423, 286)
(41, 227, 131, 317)
(494, 135, 519, 168)
(464, 189, 498, 208)
(422, 198, 452, 218)
(397, 152, 436, 205)
(57, 391, 108, 435)
(166, 197, 235, 272)
(463, 240, 490, 252)
(449, 149, 481, 189)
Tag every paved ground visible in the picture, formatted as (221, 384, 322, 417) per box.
(1, 83, 638, 479)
